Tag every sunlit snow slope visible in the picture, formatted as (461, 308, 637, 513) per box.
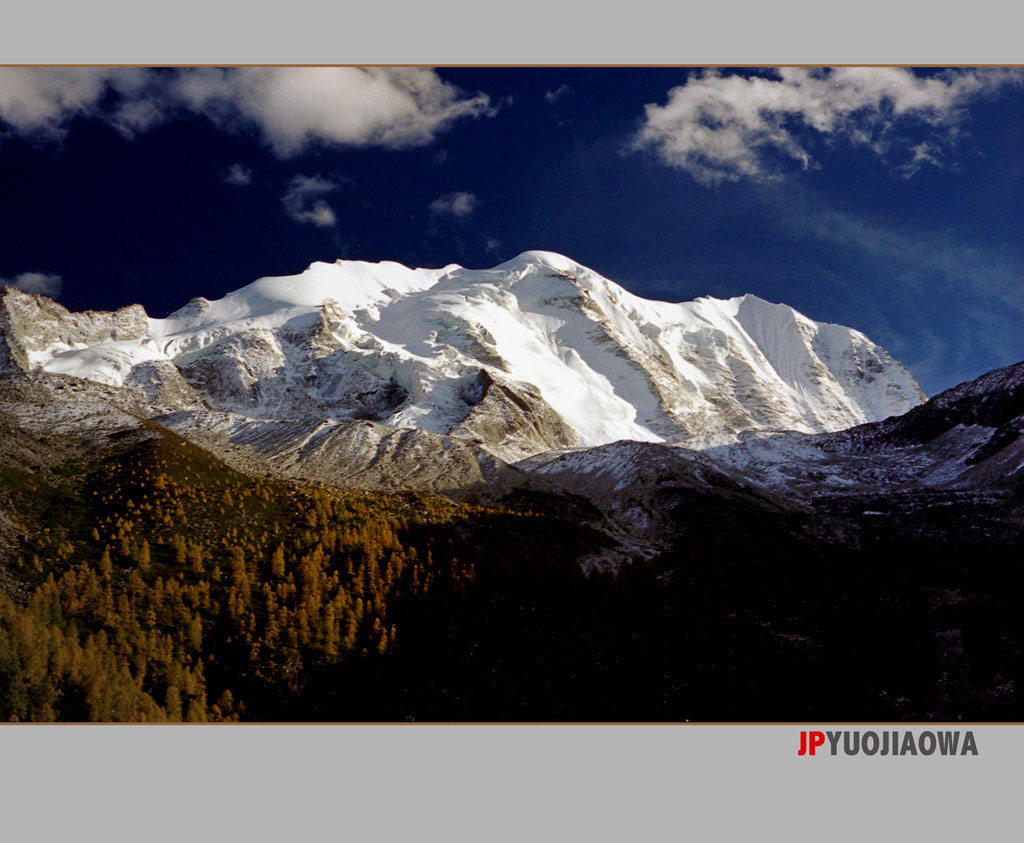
(1, 251, 924, 460)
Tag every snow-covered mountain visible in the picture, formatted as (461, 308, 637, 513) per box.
(0, 250, 924, 461)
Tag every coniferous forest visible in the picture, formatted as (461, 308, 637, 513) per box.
(2, 418, 1023, 722)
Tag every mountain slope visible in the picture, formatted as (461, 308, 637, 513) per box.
(686, 360, 1024, 502)
(0, 251, 924, 462)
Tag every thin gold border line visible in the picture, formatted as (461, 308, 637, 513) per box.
(5, 721, 1020, 726)
(1, 64, 1023, 68)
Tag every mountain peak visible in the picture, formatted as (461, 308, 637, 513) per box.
(491, 250, 583, 274)
(1, 253, 925, 458)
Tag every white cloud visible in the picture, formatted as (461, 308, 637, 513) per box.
(281, 175, 339, 228)
(0, 68, 155, 139)
(545, 84, 572, 104)
(2, 271, 63, 298)
(429, 191, 479, 220)
(170, 67, 495, 156)
(898, 141, 945, 178)
(632, 68, 1024, 185)
(108, 96, 165, 137)
(0, 67, 494, 155)
(223, 162, 253, 186)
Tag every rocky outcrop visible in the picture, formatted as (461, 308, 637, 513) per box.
(451, 370, 580, 460)
(1, 286, 149, 353)
(124, 360, 204, 411)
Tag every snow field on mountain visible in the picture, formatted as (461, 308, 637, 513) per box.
(15, 251, 925, 455)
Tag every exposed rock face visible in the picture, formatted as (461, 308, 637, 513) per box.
(451, 370, 581, 460)
(1, 286, 149, 354)
(124, 360, 204, 411)
(0, 311, 29, 374)
(179, 328, 288, 412)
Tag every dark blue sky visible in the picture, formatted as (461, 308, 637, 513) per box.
(1, 67, 1021, 396)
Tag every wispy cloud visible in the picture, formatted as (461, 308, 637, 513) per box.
(281, 175, 340, 228)
(545, 84, 572, 104)
(763, 183, 1024, 392)
(222, 162, 252, 186)
(897, 141, 945, 179)
(632, 68, 1024, 185)
(771, 185, 1022, 299)
(0, 68, 496, 156)
(1, 271, 63, 298)
(428, 191, 479, 221)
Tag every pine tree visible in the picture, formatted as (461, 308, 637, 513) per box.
(212, 690, 236, 722)
(137, 540, 151, 571)
(165, 686, 183, 721)
(187, 616, 202, 652)
(98, 547, 113, 579)
(187, 543, 203, 574)
(172, 535, 187, 566)
(270, 544, 286, 578)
